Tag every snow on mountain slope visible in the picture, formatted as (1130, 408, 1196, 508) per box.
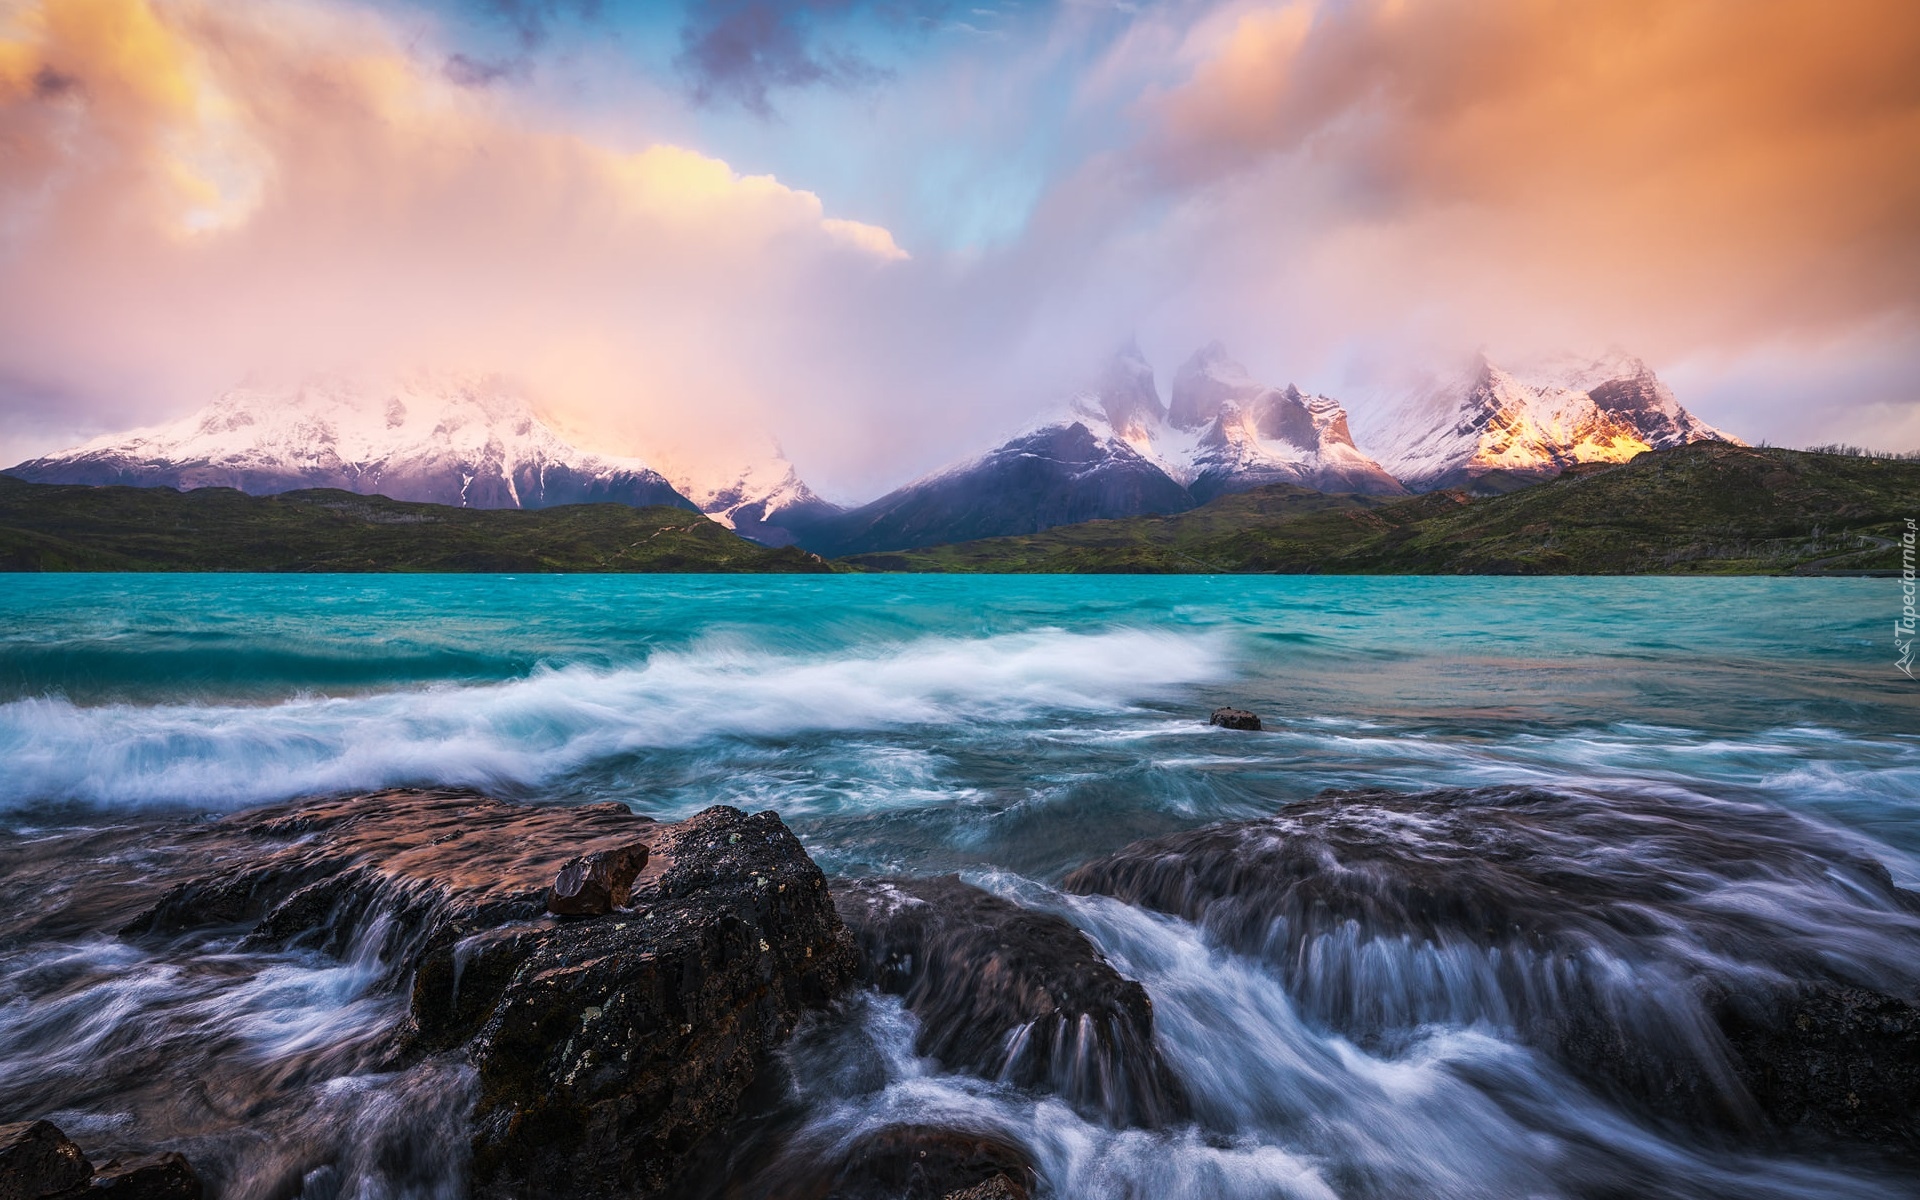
(1166, 343, 1407, 500)
(1029, 340, 1404, 500)
(1366, 353, 1740, 492)
(6, 374, 697, 511)
(668, 445, 841, 547)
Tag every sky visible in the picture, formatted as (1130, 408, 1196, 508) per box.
(0, 0, 1916, 500)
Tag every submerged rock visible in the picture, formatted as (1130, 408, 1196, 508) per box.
(88, 1152, 203, 1199)
(739, 1123, 1036, 1200)
(1065, 784, 1920, 1154)
(1207, 707, 1262, 731)
(832, 876, 1187, 1127)
(820, 1126, 1034, 1200)
(120, 790, 857, 1199)
(0, 1119, 90, 1200)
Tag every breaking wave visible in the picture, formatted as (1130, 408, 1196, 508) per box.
(0, 627, 1229, 811)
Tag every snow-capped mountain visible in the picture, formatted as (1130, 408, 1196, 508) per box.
(1165, 343, 1406, 500)
(786, 421, 1192, 558)
(667, 447, 841, 548)
(6, 374, 698, 512)
(1365, 352, 1739, 492)
(786, 339, 1400, 556)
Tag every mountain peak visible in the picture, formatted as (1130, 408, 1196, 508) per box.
(1369, 352, 1740, 491)
(8, 374, 697, 513)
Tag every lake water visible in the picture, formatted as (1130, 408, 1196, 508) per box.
(1, 575, 1915, 1197)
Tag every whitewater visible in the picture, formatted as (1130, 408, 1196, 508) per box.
(1, 574, 1915, 1197)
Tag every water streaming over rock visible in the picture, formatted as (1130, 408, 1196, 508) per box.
(1, 575, 1914, 1197)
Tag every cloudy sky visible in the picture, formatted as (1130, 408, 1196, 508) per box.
(1, 0, 1916, 499)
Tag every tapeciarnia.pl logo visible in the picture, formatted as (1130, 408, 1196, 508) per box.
(1899, 517, 1916, 678)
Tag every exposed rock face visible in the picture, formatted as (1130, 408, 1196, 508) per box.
(1363, 353, 1739, 493)
(1064, 785, 1920, 1153)
(1207, 706, 1262, 731)
(0, 1120, 90, 1200)
(120, 790, 857, 1199)
(832, 877, 1186, 1127)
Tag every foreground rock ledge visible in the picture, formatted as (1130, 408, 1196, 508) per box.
(834, 876, 1187, 1127)
(123, 789, 856, 1200)
(1064, 784, 1920, 1156)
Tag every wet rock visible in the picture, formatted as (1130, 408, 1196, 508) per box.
(0, 1120, 91, 1200)
(87, 1152, 203, 1199)
(820, 1126, 1034, 1200)
(1065, 784, 1920, 1153)
(546, 842, 649, 916)
(1207, 707, 1261, 731)
(833, 876, 1186, 1127)
(941, 1176, 1025, 1200)
(119, 790, 858, 1199)
(412, 806, 856, 1199)
(123, 790, 661, 961)
(1717, 983, 1920, 1151)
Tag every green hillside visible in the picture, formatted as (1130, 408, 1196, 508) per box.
(840, 444, 1916, 575)
(0, 477, 830, 572)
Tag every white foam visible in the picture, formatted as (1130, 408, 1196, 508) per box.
(0, 627, 1228, 811)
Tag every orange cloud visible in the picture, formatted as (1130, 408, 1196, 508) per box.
(0, 0, 908, 473)
(1142, 0, 1920, 367)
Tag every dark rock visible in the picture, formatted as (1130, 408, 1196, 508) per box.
(87, 1153, 202, 1198)
(0, 1120, 91, 1200)
(1717, 983, 1920, 1151)
(1065, 785, 1920, 1153)
(1207, 707, 1261, 731)
(119, 790, 858, 1200)
(941, 1176, 1025, 1200)
(833, 876, 1186, 1127)
(546, 842, 649, 916)
(816, 1126, 1034, 1200)
(122, 790, 661, 961)
(413, 806, 857, 1199)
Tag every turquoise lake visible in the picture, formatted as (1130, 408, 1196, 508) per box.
(1, 574, 1916, 1198)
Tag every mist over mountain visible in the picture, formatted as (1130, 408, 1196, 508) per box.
(7, 346, 1741, 556)
(1365, 352, 1740, 492)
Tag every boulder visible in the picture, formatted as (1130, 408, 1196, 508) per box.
(546, 843, 650, 916)
(425, 807, 857, 1198)
(1207, 707, 1261, 731)
(833, 876, 1186, 1126)
(0, 1120, 90, 1200)
(87, 1153, 203, 1199)
(120, 790, 858, 1200)
(1065, 784, 1920, 1153)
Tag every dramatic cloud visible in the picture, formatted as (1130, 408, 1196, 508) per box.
(0, 0, 910, 481)
(676, 0, 884, 116)
(1124, 0, 1920, 404)
(0, 0, 1915, 493)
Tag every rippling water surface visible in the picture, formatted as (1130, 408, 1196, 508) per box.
(1, 574, 1915, 1197)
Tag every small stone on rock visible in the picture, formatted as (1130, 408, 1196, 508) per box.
(547, 842, 650, 916)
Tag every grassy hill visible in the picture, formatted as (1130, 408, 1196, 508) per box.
(0, 477, 830, 572)
(840, 444, 1916, 575)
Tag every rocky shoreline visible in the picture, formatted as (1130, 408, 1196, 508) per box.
(5, 783, 1919, 1198)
